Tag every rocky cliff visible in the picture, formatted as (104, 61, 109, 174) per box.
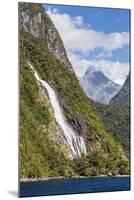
(19, 3, 129, 178)
(19, 2, 72, 70)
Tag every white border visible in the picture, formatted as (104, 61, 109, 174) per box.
(0, 0, 133, 199)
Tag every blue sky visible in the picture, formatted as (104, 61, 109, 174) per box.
(44, 5, 130, 33)
(43, 4, 130, 85)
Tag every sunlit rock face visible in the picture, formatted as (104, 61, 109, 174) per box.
(19, 2, 72, 70)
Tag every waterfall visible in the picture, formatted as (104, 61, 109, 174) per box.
(28, 62, 87, 158)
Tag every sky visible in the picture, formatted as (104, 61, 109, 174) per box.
(43, 4, 130, 85)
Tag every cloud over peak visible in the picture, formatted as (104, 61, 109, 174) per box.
(69, 52, 129, 85)
(47, 7, 129, 85)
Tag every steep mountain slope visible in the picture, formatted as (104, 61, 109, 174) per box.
(80, 67, 121, 104)
(19, 2, 72, 70)
(110, 73, 130, 107)
(20, 55, 75, 178)
(96, 73, 130, 158)
(96, 103, 130, 158)
(19, 3, 129, 178)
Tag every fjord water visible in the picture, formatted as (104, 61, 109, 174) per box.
(20, 177, 130, 197)
(28, 63, 87, 157)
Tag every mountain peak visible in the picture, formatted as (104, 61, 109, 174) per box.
(80, 67, 121, 104)
(85, 66, 96, 75)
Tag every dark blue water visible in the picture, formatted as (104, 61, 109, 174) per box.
(20, 177, 130, 197)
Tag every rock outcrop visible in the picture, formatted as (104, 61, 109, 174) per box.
(19, 2, 72, 70)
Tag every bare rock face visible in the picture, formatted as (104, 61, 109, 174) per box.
(20, 10, 42, 37)
(19, 2, 73, 71)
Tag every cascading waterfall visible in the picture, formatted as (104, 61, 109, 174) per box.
(28, 62, 87, 158)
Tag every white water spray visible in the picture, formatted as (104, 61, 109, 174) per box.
(28, 62, 87, 158)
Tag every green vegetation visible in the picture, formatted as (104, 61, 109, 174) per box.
(19, 3, 130, 178)
(74, 153, 129, 176)
(96, 103, 130, 158)
(20, 29, 129, 178)
(20, 54, 75, 178)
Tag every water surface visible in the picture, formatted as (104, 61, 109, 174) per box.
(20, 176, 130, 197)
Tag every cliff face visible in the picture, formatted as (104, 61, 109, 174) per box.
(110, 73, 130, 107)
(19, 3, 72, 70)
(19, 3, 129, 178)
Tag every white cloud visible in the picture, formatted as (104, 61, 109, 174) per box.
(69, 52, 129, 85)
(47, 8, 129, 85)
(73, 16, 84, 27)
(47, 8, 129, 54)
(96, 51, 113, 58)
(68, 52, 90, 78)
